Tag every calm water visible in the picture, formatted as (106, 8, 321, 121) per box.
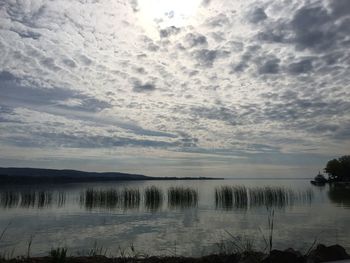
(0, 179, 349, 257)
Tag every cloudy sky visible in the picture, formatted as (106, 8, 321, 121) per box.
(0, 0, 349, 177)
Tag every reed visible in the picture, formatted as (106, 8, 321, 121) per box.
(0, 190, 64, 209)
(81, 188, 141, 210)
(233, 186, 248, 209)
(0, 191, 20, 208)
(215, 186, 314, 209)
(215, 186, 233, 209)
(168, 187, 198, 209)
(57, 192, 66, 207)
(82, 188, 120, 210)
(144, 186, 163, 211)
(20, 192, 37, 208)
(122, 188, 141, 210)
(250, 187, 288, 208)
(37, 191, 53, 208)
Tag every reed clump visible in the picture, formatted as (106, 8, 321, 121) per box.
(250, 187, 288, 208)
(215, 186, 314, 209)
(81, 188, 141, 210)
(0, 191, 20, 209)
(122, 188, 141, 210)
(0, 190, 56, 209)
(144, 186, 163, 211)
(215, 186, 233, 209)
(82, 188, 120, 210)
(215, 186, 248, 209)
(168, 187, 198, 209)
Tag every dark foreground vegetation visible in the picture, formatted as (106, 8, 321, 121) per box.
(0, 168, 219, 184)
(0, 244, 349, 263)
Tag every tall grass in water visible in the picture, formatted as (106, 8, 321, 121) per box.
(57, 192, 66, 207)
(249, 187, 289, 208)
(20, 192, 37, 208)
(233, 186, 248, 209)
(122, 188, 140, 210)
(168, 187, 198, 209)
(215, 186, 233, 209)
(0, 190, 57, 209)
(82, 188, 120, 210)
(0, 191, 20, 208)
(37, 191, 53, 208)
(81, 188, 140, 210)
(215, 186, 314, 209)
(144, 186, 163, 211)
(215, 186, 248, 209)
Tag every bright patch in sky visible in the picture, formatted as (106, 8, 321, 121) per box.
(137, 0, 201, 36)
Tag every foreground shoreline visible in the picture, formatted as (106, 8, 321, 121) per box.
(1, 244, 349, 263)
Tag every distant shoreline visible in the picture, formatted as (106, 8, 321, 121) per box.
(0, 167, 222, 184)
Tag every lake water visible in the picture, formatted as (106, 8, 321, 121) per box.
(0, 179, 349, 257)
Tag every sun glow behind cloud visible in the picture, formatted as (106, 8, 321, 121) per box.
(137, 0, 202, 37)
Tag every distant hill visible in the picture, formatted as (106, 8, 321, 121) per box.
(0, 167, 221, 184)
(0, 167, 149, 184)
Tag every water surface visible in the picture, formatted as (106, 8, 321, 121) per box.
(0, 179, 349, 257)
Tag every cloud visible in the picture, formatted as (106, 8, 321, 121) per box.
(184, 33, 208, 48)
(257, 1, 350, 52)
(13, 30, 41, 40)
(258, 58, 280, 74)
(193, 49, 218, 67)
(0, 71, 111, 112)
(0, 71, 16, 81)
(190, 105, 240, 125)
(247, 7, 268, 23)
(287, 59, 313, 75)
(291, 6, 335, 51)
(132, 80, 156, 93)
(130, 0, 139, 12)
(201, 0, 211, 7)
(159, 26, 181, 38)
(204, 14, 230, 28)
(329, 0, 350, 17)
(0, 0, 349, 175)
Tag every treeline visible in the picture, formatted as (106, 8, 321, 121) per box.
(325, 155, 350, 182)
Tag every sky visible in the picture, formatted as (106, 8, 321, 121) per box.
(0, 0, 349, 178)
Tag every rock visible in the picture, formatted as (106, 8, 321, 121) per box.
(261, 249, 304, 263)
(307, 244, 350, 263)
(285, 248, 303, 258)
(238, 251, 265, 263)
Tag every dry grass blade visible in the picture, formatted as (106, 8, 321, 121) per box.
(0, 222, 11, 242)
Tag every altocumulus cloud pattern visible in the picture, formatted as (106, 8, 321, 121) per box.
(0, 0, 349, 177)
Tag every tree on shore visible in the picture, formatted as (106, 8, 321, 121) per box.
(324, 155, 350, 182)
